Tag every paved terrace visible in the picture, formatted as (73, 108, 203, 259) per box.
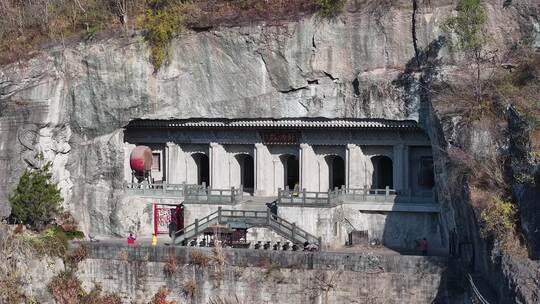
(123, 182, 440, 213)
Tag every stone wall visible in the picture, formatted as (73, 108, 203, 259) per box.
(75, 243, 453, 304)
(279, 204, 444, 252)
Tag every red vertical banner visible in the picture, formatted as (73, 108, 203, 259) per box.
(153, 203, 158, 235)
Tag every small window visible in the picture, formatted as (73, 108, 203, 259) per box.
(152, 153, 161, 171)
(418, 156, 434, 188)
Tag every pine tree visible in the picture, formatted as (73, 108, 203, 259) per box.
(9, 161, 63, 230)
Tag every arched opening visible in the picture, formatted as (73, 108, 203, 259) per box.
(281, 154, 299, 190)
(191, 153, 209, 186)
(234, 154, 254, 191)
(371, 155, 393, 189)
(325, 155, 345, 190)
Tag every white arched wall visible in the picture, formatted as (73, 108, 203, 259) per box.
(361, 146, 393, 189)
(267, 146, 298, 195)
(182, 144, 209, 186)
(312, 146, 346, 192)
(224, 145, 253, 190)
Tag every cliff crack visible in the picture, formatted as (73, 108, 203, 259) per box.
(324, 72, 339, 81)
(352, 78, 360, 95)
(279, 86, 308, 93)
(412, 0, 420, 67)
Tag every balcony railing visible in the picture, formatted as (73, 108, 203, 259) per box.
(277, 186, 437, 211)
(277, 186, 397, 206)
(123, 182, 244, 204)
(124, 182, 437, 211)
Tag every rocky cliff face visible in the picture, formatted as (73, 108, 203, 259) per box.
(1, 0, 539, 302)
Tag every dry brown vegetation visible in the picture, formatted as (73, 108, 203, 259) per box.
(150, 287, 176, 304)
(190, 250, 211, 267)
(437, 48, 540, 256)
(48, 271, 122, 304)
(182, 278, 197, 299)
(65, 244, 89, 269)
(0, 224, 30, 303)
(0, 0, 319, 66)
(163, 254, 178, 276)
(48, 271, 82, 304)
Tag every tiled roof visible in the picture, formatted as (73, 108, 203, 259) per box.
(126, 118, 419, 130)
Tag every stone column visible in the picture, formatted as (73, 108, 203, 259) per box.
(254, 143, 272, 196)
(345, 144, 352, 188)
(403, 145, 410, 194)
(209, 142, 228, 189)
(300, 143, 317, 191)
(270, 156, 285, 195)
(347, 144, 365, 189)
(393, 144, 404, 191)
(166, 142, 186, 184)
(393, 144, 409, 193)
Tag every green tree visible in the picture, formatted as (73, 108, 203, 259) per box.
(9, 161, 63, 230)
(444, 0, 488, 105)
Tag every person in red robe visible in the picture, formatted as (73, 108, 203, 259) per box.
(420, 238, 428, 256)
(127, 233, 136, 245)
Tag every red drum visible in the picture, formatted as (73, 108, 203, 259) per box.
(130, 146, 153, 172)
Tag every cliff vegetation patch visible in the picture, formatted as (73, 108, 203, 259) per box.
(0, 0, 321, 67)
(433, 0, 539, 260)
(48, 270, 122, 304)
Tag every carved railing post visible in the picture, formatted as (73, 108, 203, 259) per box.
(363, 185, 368, 201)
(327, 190, 331, 205)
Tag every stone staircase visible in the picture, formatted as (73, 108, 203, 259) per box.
(173, 207, 321, 247)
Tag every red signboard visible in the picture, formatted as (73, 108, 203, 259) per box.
(260, 130, 299, 144)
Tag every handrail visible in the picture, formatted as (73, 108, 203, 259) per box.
(173, 209, 220, 240)
(467, 273, 490, 304)
(173, 207, 321, 247)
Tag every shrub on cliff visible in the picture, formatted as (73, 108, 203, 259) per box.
(140, 0, 199, 71)
(313, 0, 346, 17)
(480, 197, 527, 256)
(9, 161, 63, 231)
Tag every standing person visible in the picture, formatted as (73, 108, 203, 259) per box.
(168, 220, 177, 238)
(151, 233, 158, 246)
(127, 233, 136, 245)
(420, 238, 428, 256)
